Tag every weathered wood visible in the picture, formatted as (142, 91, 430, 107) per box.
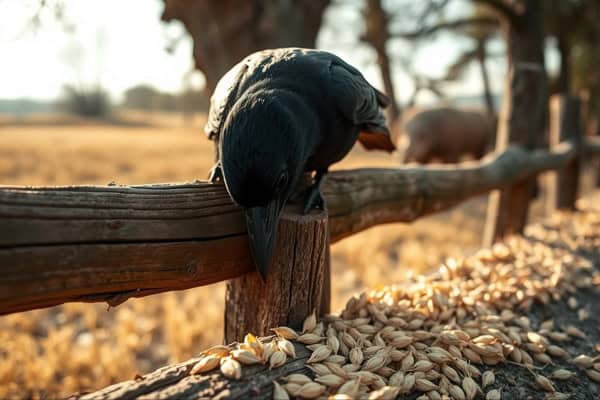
(319, 244, 331, 317)
(580, 89, 591, 135)
(482, 0, 547, 247)
(596, 133, 600, 189)
(363, 0, 401, 130)
(0, 183, 245, 247)
(593, 140, 600, 189)
(585, 136, 600, 155)
(224, 208, 328, 342)
(76, 342, 313, 400)
(547, 95, 582, 211)
(75, 277, 600, 400)
(325, 143, 575, 242)
(0, 144, 577, 315)
(586, 89, 600, 187)
(0, 237, 254, 315)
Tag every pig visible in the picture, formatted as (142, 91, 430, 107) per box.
(402, 107, 496, 164)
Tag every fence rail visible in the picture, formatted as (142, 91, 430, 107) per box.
(2, 138, 598, 316)
(586, 136, 600, 154)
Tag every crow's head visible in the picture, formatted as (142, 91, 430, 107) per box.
(220, 90, 313, 280)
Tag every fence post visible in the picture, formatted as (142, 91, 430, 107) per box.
(319, 246, 331, 317)
(224, 207, 330, 343)
(482, 64, 546, 247)
(584, 92, 600, 189)
(580, 89, 590, 136)
(546, 94, 582, 212)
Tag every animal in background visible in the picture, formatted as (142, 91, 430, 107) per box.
(206, 48, 395, 280)
(402, 107, 496, 164)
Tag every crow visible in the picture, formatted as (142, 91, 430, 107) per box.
(205, 48, 395, 280)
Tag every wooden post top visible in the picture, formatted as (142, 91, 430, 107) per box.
(224, 208, 330, 343)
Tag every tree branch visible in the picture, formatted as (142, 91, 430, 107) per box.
(585, 136, 600, 156)
(472, 0, 521, 24)
(415, 0, 451, 26)
(393, 16, 499, 39)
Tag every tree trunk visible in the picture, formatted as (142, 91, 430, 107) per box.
(546, 94, 582, 212)
(557, 35, 571, 94)
(363, 0, 401, 134)
(483, 0, 547, 247)
(376, 48, 401, 130)
(477, 41, 495, 118)
(161, 0, 330, 94)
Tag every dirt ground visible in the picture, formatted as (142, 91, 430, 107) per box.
(463, 213, 600, 400)
(494, 297, 600, 400)
(492, 205, 600, 400)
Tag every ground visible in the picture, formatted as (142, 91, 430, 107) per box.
(0, 112, 598, 399)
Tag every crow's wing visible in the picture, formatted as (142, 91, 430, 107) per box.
(204, 59, 250, 141)
(328, 57, 396, 152)
(204, 48, 311, 141)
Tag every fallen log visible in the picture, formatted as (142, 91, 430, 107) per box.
(75, 343, 312, 400)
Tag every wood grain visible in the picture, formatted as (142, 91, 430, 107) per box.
(325, 143, 575, 241)
(0, 237, 254, 314)
(224, 208, 329, 342)
(0, 144, 577, 314)
(74, 342, 313, 400)
(0, 183, 245, 247)
(546, 95, 582, 211)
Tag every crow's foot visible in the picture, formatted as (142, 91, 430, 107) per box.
(302, 169, 328, 214)
(303, 187, 325, 214)
(208, 162, 223, 183)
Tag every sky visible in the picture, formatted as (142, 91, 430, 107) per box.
(0, 0, 558, 105)
(0, 0, 201, 101)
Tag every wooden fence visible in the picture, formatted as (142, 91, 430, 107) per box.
(1, 94, 600, 343)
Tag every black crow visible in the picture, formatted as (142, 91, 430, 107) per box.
(205, 48, 395, 280)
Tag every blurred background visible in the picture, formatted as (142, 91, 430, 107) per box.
(1, 0, 599, 398)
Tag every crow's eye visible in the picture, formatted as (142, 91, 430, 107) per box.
(275, 171, 288, 193)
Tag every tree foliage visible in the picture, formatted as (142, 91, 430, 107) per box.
(61, 84, 110, 118)
(123, 84, 209, 114)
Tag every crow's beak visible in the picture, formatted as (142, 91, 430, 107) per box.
(245, 200, 283, 281)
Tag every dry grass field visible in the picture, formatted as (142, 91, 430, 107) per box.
(0, 112, 595, 399)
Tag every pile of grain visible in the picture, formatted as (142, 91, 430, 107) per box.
(190, 210, 600, 399)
